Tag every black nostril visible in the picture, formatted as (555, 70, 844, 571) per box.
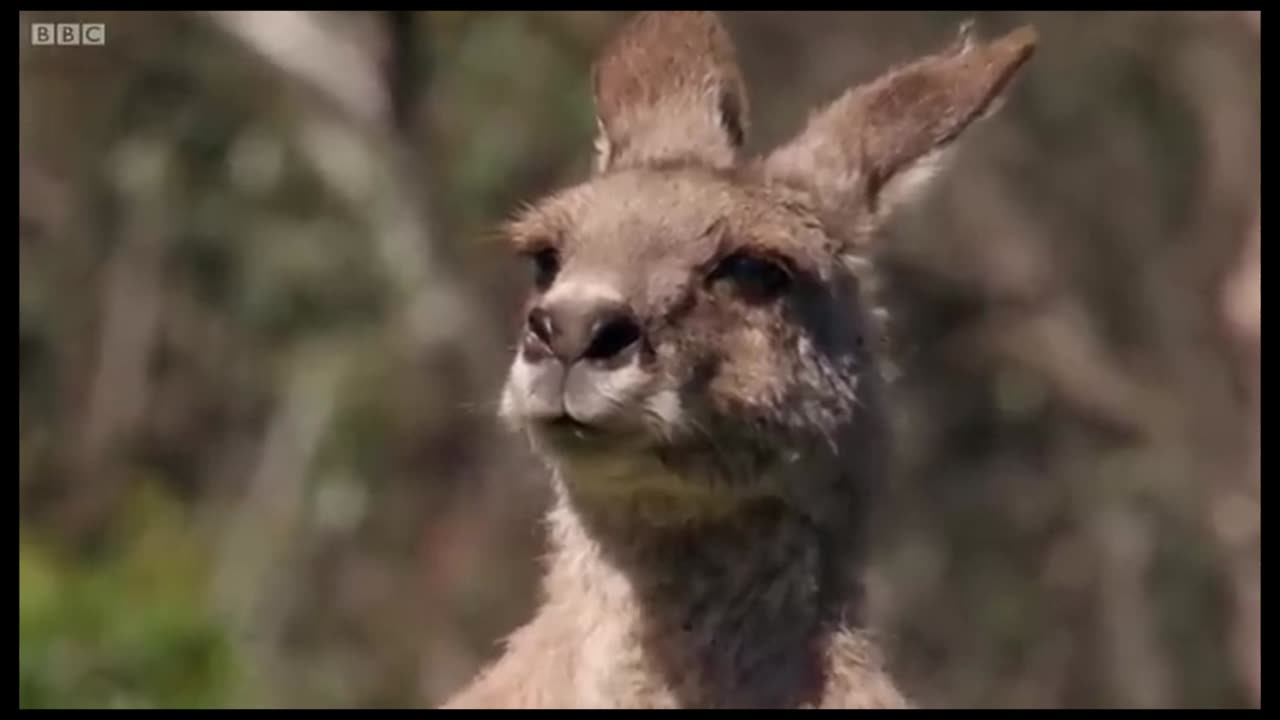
(527, 307, 555, 346)
(531, 295, 641, 364)
(584, 313, 641, 361)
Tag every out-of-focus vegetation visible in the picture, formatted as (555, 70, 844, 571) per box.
(19, 11, 1259, 709)
(19, 485, 236, 709)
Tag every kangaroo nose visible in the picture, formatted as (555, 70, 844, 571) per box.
(526, 296, 642, 366)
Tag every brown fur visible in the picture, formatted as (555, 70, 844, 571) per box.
(444, 11, 1037, 709)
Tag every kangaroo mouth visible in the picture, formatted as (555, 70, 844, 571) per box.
(543, 413, 597, 435)
(527, 410, 659, 459)
(530, 411, 608, 444)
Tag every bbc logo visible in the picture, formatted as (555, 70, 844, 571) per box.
(30, 23, 106, 46)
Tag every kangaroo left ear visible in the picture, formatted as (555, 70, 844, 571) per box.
(591, 11, 750, 174)
(765, 23, 1038, 231)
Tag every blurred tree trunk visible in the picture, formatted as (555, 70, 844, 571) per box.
(57, 141, 173, 546)
(1217, 20, 1260, 707)
(1206, 11, 1259, 707)
(203, 11, 505, 705)
(385, 11, 422, 136)
(1218, 208, 1259, 706)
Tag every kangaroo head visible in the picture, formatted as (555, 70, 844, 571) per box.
(499, 12, 1036, 512)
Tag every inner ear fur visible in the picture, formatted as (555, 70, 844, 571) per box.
(764, 23, 1038, 228)
(591, 11, 750, 173)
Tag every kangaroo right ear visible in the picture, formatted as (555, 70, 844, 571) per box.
(765, 23, 1038, 240)
(591, 11, 750, 174)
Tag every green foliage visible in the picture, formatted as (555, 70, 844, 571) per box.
(19, 486, 239, 709)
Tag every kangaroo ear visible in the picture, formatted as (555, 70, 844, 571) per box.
(591, 11, 749, 173)
(765, 23, 1037, 234)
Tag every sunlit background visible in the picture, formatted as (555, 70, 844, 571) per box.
(19, 10, 1259, 709)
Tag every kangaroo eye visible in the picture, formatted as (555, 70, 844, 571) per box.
(709, 252, 792, 302)
(530, 248, 560, 290)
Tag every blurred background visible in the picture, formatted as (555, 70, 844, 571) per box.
(18, 10, 1259, 709)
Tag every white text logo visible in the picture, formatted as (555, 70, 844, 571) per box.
(30, 23, 106, 46)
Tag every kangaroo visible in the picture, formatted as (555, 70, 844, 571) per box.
(444, 11, 1037, 709)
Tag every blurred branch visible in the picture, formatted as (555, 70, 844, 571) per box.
(384, 10, 423, 135)
(934, 156, 1171, 442)
(201, 11, 388, 131)
(1222, 212, 1261, 374)
(58, 140, 172, 544)
(214, 349, 347, 706)
(18, 160, 73, 246)
(1094, 507, 1172, 708)
(1211, 12, 1260, 707)
(197, 13, 509, 702)
(202, 10, 499, 363)
(962, 297, 1170, 441)
(1215, 206, 1260, 710)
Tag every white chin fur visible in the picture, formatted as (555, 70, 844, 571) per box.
(498, 357, 529, 429)
(643, 388, 685, 438)
(500, 354, 683, 440)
